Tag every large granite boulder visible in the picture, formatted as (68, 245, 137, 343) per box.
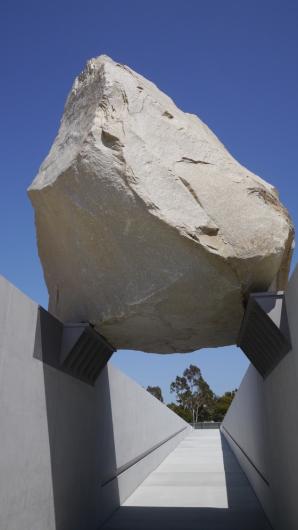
(28, 55, 294, 353)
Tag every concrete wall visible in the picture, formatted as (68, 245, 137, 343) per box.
(222, 264, 298, 530)
(0, 275, 189, 530)
(221, 365, 273, 523)
(264, 265, 298, 530)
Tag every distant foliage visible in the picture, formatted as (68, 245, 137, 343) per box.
(212, 390, 237, 422)
(167, 403, 192, 423)
(147, 365, 237, 423)
(146, 385, 164, 402)
(167, 364, 237, 423)
(170, 364, 215, 423)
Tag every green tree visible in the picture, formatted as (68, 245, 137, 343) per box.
(212, 390, 237, 422)
(146, 385, 164, 402)
(170, 364, 215, 423)
(167, 403, 192, 423)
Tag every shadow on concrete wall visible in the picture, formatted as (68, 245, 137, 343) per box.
(34, 307, 120, 530)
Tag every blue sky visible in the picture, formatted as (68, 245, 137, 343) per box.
(1, 0, 297, 402)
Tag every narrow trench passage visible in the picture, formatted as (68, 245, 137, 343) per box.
(102, 430, 272, 530)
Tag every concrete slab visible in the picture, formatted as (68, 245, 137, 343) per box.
(102, 430, 272, 530)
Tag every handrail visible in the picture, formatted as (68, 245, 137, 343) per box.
(101, 425, 188, 487)
(221, 425, 270, 487)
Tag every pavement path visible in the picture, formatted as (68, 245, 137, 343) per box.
(102, 430, 272, 530)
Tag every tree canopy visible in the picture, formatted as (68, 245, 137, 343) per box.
(146, 385, 164, 402)
(170, 364, 215, 423)
(212, 390, 237, 422)
(147, 364, 237, 423)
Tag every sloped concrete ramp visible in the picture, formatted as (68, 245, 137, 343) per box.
(102, 430, 271, 530)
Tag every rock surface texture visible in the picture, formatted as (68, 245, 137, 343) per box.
(28, 55, 294, 353)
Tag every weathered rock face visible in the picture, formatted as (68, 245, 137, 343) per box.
(28, 55, 294, 353)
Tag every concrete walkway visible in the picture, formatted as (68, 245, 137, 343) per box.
(102, 430, 272, 530)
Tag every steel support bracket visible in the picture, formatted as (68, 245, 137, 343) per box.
(237, 292, 291, 378)
(34, 307, 116, 385)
